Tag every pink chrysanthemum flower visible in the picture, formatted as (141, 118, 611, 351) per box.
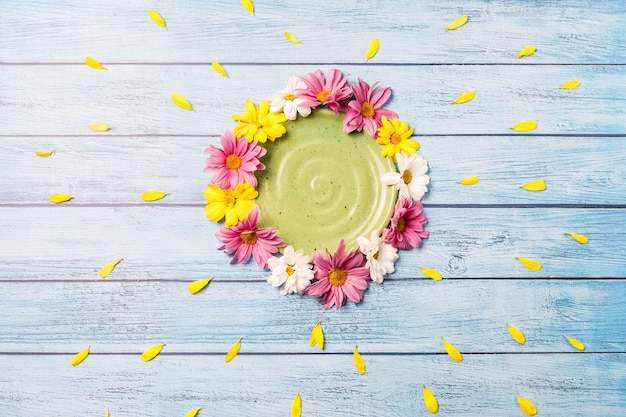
(215, 206, 284, 269)
(305, 240, 370, 310)
(343, 78, 398, 137)
(204, 130, 267, 188)
(296, 68, 352, 114)
(383, 197, 429, 249)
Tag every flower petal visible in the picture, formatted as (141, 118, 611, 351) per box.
(353, 345, 366, 374)
(442, 337, 463, 362)
(225, 338, 242, 362)
(506, 323, 526, 344)
(141, 343, 165, 362)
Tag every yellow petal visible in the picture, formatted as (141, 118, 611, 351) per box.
(88, 123, 112, 132)
(420, 267, 443, 281)
(35, 150, 56, 157)
(188, 278, 212, 294)
(422, 385, 439, 414)
(284, 32, 301, 44)
(211, 61, 229, 78)
(184, 407, 202, 417)
(517, 46, 537, 59)
(560, 80, 581, 90)
(516, 257, 542, 271)
(98, 258, 123, 278)
(71, 345, 90, 366)
(442, 337, 463, 362)
(565, 335, 585, 351)
(516, 396, 538, 416)
(106, 409, 110, 417)
(446, 15, 468, 30)
(241, 0, 254, 14)
(353, 345, 366, 374)
(141, 190, 169, 201)
(172, 94, 195, 111)
(85, 56, 106, 70)
(506, 323, 526, 345)
(519, 180, 546, 191)
(292, 393, 302, 417)
(453, 90, 475, 104)
(365, 38, 380, 62)
(458, 176, 479, 185)
(510, 120, 537, 132)
(148, 10, 166, 28)
(309, 321, 324, 350)
(49, 193, 73, 203)
(565, 232, 588, 244)
(141, 343, 165, 362)
(225, 338, 242, 362)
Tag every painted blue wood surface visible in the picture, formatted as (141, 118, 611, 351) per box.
(1, 0, 625, 416)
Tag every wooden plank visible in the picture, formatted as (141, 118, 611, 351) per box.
(0, 64, 624, 135)
(0, 353, 624, 416)
(2, 0, 625, 64)
(0, 207, 623, 281)
(2, 135, 625, 205)
(1, 279, 624, 353)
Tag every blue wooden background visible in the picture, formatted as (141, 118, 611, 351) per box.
(1, 0, 625, 416)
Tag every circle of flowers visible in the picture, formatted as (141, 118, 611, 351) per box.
(203, 68, 430, 310)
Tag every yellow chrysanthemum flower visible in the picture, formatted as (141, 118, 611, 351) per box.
(232, 99, 288, 143)
(203, 182, 258, 227)
(376, 116, 419, 159)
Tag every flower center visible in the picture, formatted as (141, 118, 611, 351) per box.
(390, 132, 402, 144)
(402, 169, 412, 184)
(372, 250, 379, 260)
(360, 102, 375, 118)
(396, 217, 407, 233)
(286, 264, 295, 275)
(240, 230, 258, 245)
(223, 191, 236, 207)
(225, 154, 242, 170)
(316, 89, 331, 103)
(284, 93, 295, 101)
(328, 267, 347, 286)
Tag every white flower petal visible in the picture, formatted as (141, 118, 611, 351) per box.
(381, 172, 401, 186)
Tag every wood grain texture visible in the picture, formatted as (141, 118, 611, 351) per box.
(0, 64, 624, 135)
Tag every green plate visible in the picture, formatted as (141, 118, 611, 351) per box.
(255, 109, 397, 254)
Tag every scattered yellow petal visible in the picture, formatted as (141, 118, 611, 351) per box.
(88, 123, 112, 132)
(241, 0, 254, 14)
(35, 150, 56, 157)
(141, 190, 169, 201)
(442, 337, 463, 362)
(71, 345, 90, 366)
(517, 46, 537, 59)
(309, 321, 324, 350)
(422, 385, 439, 414)
(446, 15, 469, 30)
(292, 393, 302, 417)
(519, 179, 546, 191)
(141, 343, 165, 362)
(565, 335, 585, 351)
(98, 258, 123, 278)
(171, 94, 195, 111)
(353, 345, 366, 374)
(148, 10, 166, 28)
(365, 38, 380, 62)
(510, 120, 537, 132)
(184, 407, 202, 417)
(188, 278, 212, 294)
(284, 31, 301, 44)
(458, 176, 479, 185)
(211, 61, 229, 78)
(420, 267, 443, 281)
(506, 323, 526, 345)
(85, 56, 106, 70)
(453, 90, 475, 104)
(565, 232, 588, 244)
(516, 396, 538, 416)
(225, 338, 242, 362)
(560, 80, 581, 90)
(49, 193, 73, 203)
(516, 257, 542, 271)
(106, 409, 110, 417)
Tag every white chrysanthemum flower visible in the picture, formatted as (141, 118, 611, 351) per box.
(380, 153, 430, 200)
(357, 230, 399, 283)
(267, 245, 314, 295)
(269, 76, 312, 120)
